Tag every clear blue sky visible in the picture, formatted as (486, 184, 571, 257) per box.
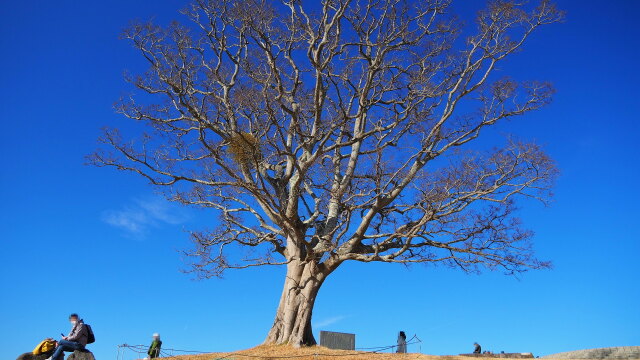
(0, 1, 638, 359)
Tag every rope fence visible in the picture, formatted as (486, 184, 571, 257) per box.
(116, 334, 422, 360)
(116, 344, 209, 360)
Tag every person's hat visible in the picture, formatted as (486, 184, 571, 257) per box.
(153, 333, 160, 337)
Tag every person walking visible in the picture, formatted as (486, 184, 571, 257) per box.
(46, 314, 88, 360)
(396, 331, 407, 353)
(147, 333, 162, 358)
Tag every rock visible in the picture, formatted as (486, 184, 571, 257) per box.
(17, 349, 95, 360)
(67, 350, 95, 360)
(16, 353, 51, 360)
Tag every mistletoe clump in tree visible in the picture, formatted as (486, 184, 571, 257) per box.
(91, 0, 563, 347)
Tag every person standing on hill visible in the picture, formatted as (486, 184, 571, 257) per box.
(147, 333, 162, 358)
(396, 331, 407, 353)
(474, 342, 482, 354)
(46, 314, 88, 360)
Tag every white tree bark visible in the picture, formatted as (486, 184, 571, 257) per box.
(264, 258, 327, 346)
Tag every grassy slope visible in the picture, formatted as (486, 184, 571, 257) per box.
(159, 345, 531, 360)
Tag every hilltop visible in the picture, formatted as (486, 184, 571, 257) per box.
(158, 345, 525, 360)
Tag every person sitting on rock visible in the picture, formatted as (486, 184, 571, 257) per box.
(147, 333, 162, 358)
(474, 342, 482, 354)
(46, 314, 88, 360)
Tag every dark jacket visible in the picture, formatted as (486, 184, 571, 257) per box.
(396, 334, 407, 353)
(67, 320, 88, 347)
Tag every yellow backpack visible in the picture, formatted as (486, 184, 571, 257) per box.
(33, 339, 57, 355)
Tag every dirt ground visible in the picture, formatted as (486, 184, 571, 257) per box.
(159, 345, 535, 360)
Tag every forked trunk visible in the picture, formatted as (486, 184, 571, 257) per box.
(264, 258, 329, 347)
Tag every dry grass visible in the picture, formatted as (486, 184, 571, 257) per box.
(158, 345, 523, 360)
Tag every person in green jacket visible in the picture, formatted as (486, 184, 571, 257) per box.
(147, 333, 162, 358)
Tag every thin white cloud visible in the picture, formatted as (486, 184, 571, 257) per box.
(102, 208, 147, 234)
(102, 196, 189, 237)
(314, 315, 348, 329)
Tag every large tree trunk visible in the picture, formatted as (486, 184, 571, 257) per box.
(264, 257, 329, 347)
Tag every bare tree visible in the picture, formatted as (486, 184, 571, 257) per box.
(91, 0, 563, 347)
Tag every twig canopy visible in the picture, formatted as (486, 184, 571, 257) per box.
(90, 0, 563, 346)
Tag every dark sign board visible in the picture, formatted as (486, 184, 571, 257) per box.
(319, 331, 356, 350)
